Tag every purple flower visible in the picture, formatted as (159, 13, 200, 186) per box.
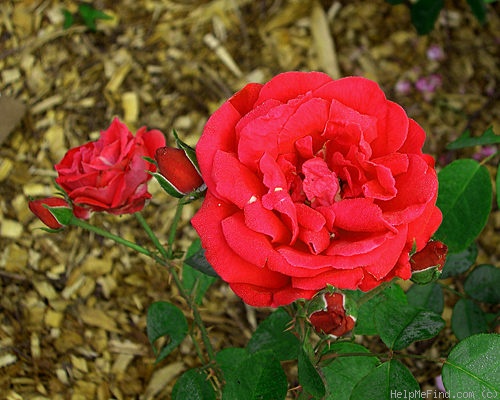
(427, 44, 445, 61)
(416, 74, 442, 93)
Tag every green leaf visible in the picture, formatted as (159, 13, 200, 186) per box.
(182, 239, 216, 304)
(78, 3, 113, 31)
(62, 9, 74, 29)
(222, 350, 287, 400)
(247, 308, 299, 361)
(151, 171, 185, 198)
(350, 360, 421, 400)
(216, 348, 249, 383)
(451, 298, 489, 340)
(146, 301, 188, 363)
(435, 159, 492, 253)
(464, 264, 500, 304)
(184, 247, 219, 278)
(406, 282, 444, 314)
(446, 127, 500, 150)
(354, 284, 407, 336)
(440, 242, 478, 279)
(321, 342, 379, 400)
(172, 368, 216, 400)
(375, 304, 444, 350)
(467, 0, 488, 24)
(442, 334, 500, 398)
(45, 205, 74, 226)
(410, 0, 444, 35)
(298, 347, 325, 399)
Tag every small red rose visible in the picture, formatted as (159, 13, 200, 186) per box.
(309, 292, 356, 338)
(55, 118, 165, 219)
(155, 146, 204, 197)
(410, 240, 448, 284)
(192, 72, 442, 307)
(29, 197, 71, 229)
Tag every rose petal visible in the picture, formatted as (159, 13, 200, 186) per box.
(196, 100, 243, 191)
(302, 157, 340, 206)
(330, 198, 395, 232)
(212, 150, 265, 207)
(244, 198, 291, 244)
(292, 268, 364, 290)
(191, 192, 289, 288)
(256, 71, 333, 105)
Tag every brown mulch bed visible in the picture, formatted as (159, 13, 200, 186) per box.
(1, 0, 499, 399)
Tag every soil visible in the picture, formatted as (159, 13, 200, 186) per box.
(0, 0, 499, 399)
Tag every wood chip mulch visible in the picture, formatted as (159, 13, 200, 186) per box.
(1, 1, 499, 399)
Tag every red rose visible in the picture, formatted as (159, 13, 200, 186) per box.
(309, 293, 356, 338)
(191, 72, 442, 307)
(155, 146, 204, 197)
(410, 240, 447, 284)
(29, 197, 71, 229)
(55, 118, 165, 219)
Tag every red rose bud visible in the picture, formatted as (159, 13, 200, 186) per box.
(154, 146, 204, 197)
(29, 197, 71, 229)
(309, 292, 356, 338)
(410, 240, 448, 284)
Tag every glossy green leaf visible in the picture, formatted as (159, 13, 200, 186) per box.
(354, 284, 407, 336)
(375, 304, 444, 350)
(451, 298, 489, 340)
(410, 0, 444, 35)
(440, 242, 477, 279)
(298, 347, 325, 399)
(216, 348, 249, 383)
(321, 342, 379, 400)
(222, 350, 287, 400)
(247, 308, 299, 361)
(183, 239, 216, 304)
(172, 369, 216, 400)
(184, 247, 219, 278)
(446, 127, 500, 150)
(406, 282, 444, 314)
(435, 159, 492, 253)
(147, 301, 188, 363)
(466, 0, 488, 24)
(442, 334, 500, 398)
(464, 264, 500, 304)
(350, 360, 421, 400)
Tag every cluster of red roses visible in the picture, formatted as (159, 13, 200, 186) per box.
(30, 72, 446, 338)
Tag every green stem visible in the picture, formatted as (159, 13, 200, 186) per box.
(70, 217, 154, 259)
(438, 282, 466, 298)
(72, 211, 219, 379)
(135, 212, 169, 260)
(167, 200, 185, 259)
(135, 209, 218, 376)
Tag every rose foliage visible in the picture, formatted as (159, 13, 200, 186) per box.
(192, 72, 442, 307)
(55, 118, 165, 219)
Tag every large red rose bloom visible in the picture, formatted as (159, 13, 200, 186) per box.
(191, 72, 442, 307)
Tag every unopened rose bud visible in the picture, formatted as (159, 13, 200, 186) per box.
(309, 292, 356, 338)
(29, 197, 71, 229)
(410, 240, 448, 284)
(154, 146, 204, 197)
